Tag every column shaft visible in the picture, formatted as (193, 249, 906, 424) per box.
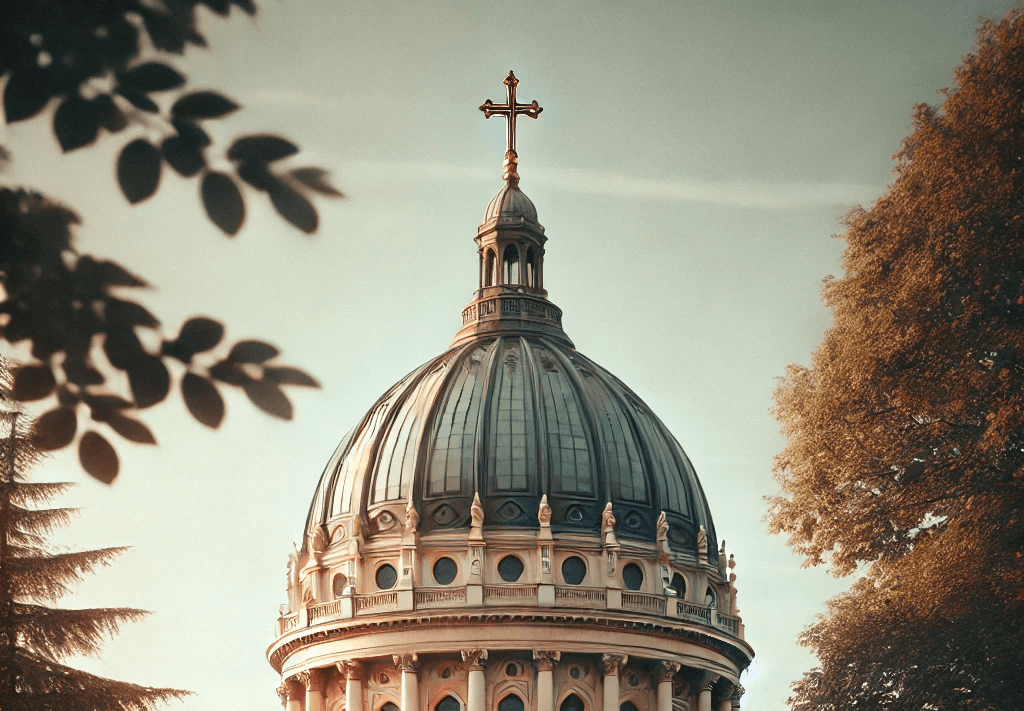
(538, 669, 554, 711)
(697, 689, 712, 711)
(603, 673, 619, 711)
(402, 668, 419, 711)
(657, 680, 672, 711)
(468, 668, 486, 711)
(303, 670, 325, 711)
(347, 676, 364, 711)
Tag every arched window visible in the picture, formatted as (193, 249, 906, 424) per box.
(526, 247, 537, 287)
(669, 573, 686, 599)
(560, 695, 585, 711)
(499, 695, 525, 711)
(485, 250, 496, 287)
(620, 703, 639, 711)
(437, 696, 461, 711)
(704, 586, 716, 606)
(503, 244, 520, 284)
(382, 703, 400, 711)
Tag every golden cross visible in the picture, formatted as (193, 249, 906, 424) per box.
(480, 70, 542, 165)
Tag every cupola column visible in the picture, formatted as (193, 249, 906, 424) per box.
(341, 661, 365, 711)
(601, 655, 627, 711)
(278, 678, 304, 711)
(297, 669, 324, 711)
(653, 662, 680, 711)
(534, 651, 560, 711)
(394, 655, 420, 711)
(462, 649, 488, 711)
(695, 675, 716, 711)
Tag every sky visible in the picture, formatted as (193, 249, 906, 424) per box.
(1, 1, 1021, 710)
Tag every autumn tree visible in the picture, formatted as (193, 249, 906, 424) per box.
(1, 1, 335, 482)
(0, 399, 189, 710)
(770, 9, 1024, 710)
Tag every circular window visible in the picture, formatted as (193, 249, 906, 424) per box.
(561, 556, 587, 586)
(497, 555, 525, 582)
(379, 674, 390, 685)
(669, 573, 686, 599)
(626, 672, 640, 687)
(505, 662, 520, 677)
(433, 557, 458, 585)
(375, 563, 398, 590)
(440, 667, 452, 679)
(569, 666, 582, 680)
(622, 563, 644, 591)
(332, 573, 348, 597)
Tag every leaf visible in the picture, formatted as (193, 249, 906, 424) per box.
(202, 0, 231, 15)
(4, 69, 53, 122)
(105, 413, 157, 444)
(13, 365, 56, 402)
(117, 87, 160, 113)
(171, 119, 211, 147)
(33, 408, 77, 451)
(237, 162, 276, 191)
(54, 95, 99, 152)
(127, 356, 170, 408)
(62, 359, 105, 386)
(117, 139, 162, 204)
(162, 136, 205, 177)
(182, 372, 225, 428)
(106, 299, 159, 328)
(291, 167, 343, 197)
(171, 91, 239, 120)
(209, 361, 255, 386)
(228, 339, 280, 364)
(103, 328, 144, 370)
(270, 184, 318, 233)
(95, 261, 147, 287)
(227, 135, 298, 164)
(244, 380, 293, 420)
(119, 62, 186, 92)
(90, 95, 127, 133)
(79, 431, 119, 484)
(201, 172, 245, 235)
(264, 366, 320, 387)
(168, 317, 224, 360)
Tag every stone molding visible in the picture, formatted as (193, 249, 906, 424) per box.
(296, 668, 324, 692)
(461, 648, 489, 671)
(393, 654, 420, 672)
(652, 661, 681, 684)
(533, 650, 561, 672)
(601, 654, 628, 676)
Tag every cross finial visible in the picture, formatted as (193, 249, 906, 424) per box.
(480, 71, 542, 186)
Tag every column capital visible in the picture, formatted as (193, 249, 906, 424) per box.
(393, 654, 420, 672)
(729, 684, 745, 702)
(652, 661, 681, 684)
(295, 668, 325, 692)
(339, 660, 366, 680)
(533, 650, 561, 672)
(461, 648, 489, 671)
(601, 654, 628, 677)
(276, 683, 289, 707)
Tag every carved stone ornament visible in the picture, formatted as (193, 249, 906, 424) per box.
(538, 494, 552, 526)
(470, 492, 484, 530)
(393, 654, 420, 672)
(718, 541, 728, 575)
(601, 653, 628, 676)
(461, 648, 488, 671)
(697, 525, 708, 564)
(308, 527, 328, 556)
(296, 668, 324, 692)
(404, 500, 420, 537)
(339, 660, 365, 681)
(602, 502, 619, 547)
(730, 684, 746, 702)
(656, 511, 670, 558)
(276, 683, 289, 707)
(533, 650, 561, 672)
(653, 661, 681, 684)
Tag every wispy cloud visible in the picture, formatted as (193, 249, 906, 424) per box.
(344, 160, 880, 210)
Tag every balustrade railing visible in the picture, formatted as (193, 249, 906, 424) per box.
(308, 599, 344, 624)
(622, 591, 666, 615)
(415, 587, 467, 609)
(280, 613, 299, 633)
(555, 586, 606, 607)
(356, 590, 399, 614)
(677, 600, 712, 623)
(484, 584, 538, 604)
(714, 612, 740, 635)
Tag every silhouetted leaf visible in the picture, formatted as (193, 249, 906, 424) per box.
(91, 94, 127, 133)
(162, 135, 205, 177)
(201, 172, 244, 235)
(228, 135, 298, 163)
(171, 91, 239, 119)
(13, 365, 56, 401)
(237, 162, 275, 191)
(166, 317, 224, 361)
(232, 0, 257, 14)
(228, 339, 279, 364)
(291, 167, 343, 197)
(264, 366, 320, 387)
(62, 359, 105, 386)
(182, 372, 225, 428)
(171, 118, 211, 147)
(119, 62, 186, 92)
(202, 0, 231, 16)
(117, 139, 162, 204)
(209, 361, 255, 386)
(103, 329, 144, 369)
(82, 394, 134, 412)
(127, 355, 170, 408)
(95, 261, 147, 287)
(244, 380, 293, 420)
(117, 87, 159, 112)
(106, 299, 159, 328)
(54, 95, 99, 152)
(270, 184, 318, 233)
(106, 413, 157, 444)
(33, 408, 77, 451)
(4, 69, 53, 122)
(79, 431, 119, 484)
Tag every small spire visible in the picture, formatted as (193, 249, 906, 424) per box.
(480, 70, 543, 186)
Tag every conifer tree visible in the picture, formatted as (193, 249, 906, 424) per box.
(0, 398, 188, 710)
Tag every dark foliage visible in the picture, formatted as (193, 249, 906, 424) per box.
(0, 1, 333, 482)
(770, 9, 1024, 710)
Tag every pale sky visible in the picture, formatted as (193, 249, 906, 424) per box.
(2, 1, 1019, 710)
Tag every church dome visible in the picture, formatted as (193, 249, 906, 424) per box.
(304, 332, 716, 555)
(483, 184, 539, 225)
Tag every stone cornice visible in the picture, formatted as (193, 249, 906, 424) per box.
(268, 609, 753, 673)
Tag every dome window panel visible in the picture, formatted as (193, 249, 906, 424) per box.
(428, 352, 488, 498)
(432, 557, 459, 585)
(540, 365, 595, 497)
(622, 563, 644, 591)
(503, 244, 521, 284)
(375, 563, 398, 590)
(437, 696, 461, 711)
(489, 341, 536, 493)
(561, 555, 587, 585)
(499, 695, 525, 711)
(497, 555, 525, 582)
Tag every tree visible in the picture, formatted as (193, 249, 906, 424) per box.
(769, 8, 1024, 710)
(0, 398, 189, 710)
(0, 1, 337, 483)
